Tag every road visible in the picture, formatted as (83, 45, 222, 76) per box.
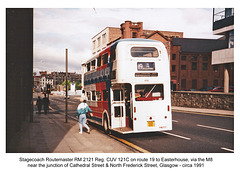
(47, 94, 234, 153)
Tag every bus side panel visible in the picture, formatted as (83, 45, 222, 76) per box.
(89, 101, 109, 123)
(87, 81, 111, 125)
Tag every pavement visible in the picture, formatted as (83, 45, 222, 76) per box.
(172, 106, 234, 116)
(7, 104, 233, 153)
(7, 110, 139, 153)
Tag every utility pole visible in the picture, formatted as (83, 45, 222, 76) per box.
(65, 48, 68, 123)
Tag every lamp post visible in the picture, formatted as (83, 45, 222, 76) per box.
(65, 48, 68, 123)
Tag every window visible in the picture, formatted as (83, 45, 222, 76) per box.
(181, 56, 186, 61)
(203, 79, 208, 88)
(192, 79, 197, 89)
(102, 33, 106, 44)
(202, 63, 208, 70)
(226, 8, 234, 18)
(110, 48, 116, 62)
(228, 30, 234, 48)
(131, 47, 159, 57)
(113, 90, 123, 101)
(114, 106, 124, 117)
(87, 92, 91, 101)
(97, 37, 101, 47)
(192, 62, 197, 70)
(87, 63, 90, 71)
(213, 65, 218, 72)
(135, 84, 164, 101)
(103, 90, 108, 101)
(172, 65, 176, 72)
(91, 60, 96, 70)
(181, 79, 186, 89)
(191, 56, 197, 61)
(102, 53, 108, 65)
(172, 54, 176, 60)
(213, 80, 218, 86)
(203, 57, 208, 61)
(96, 91, 102, 101)
(92, 91, 96, 101)
(93, 40, 96, 49)
(110, 70, 116, 80)
(181, 65, 186, 70)
(132, 32, 137, 38)
(97, 56, 101, 67)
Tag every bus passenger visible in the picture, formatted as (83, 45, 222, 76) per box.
(77, 98, 93, 134)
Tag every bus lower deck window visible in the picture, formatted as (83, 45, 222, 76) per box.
(135, 84, 164, 101)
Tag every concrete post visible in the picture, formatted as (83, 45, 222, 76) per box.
(224, 64, 229, 93)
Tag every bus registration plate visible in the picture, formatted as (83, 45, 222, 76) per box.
(147, 121, 155, 127)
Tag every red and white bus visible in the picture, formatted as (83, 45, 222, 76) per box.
(81, 38, 172, 134)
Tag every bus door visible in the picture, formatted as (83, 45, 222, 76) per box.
(110, 86, 126, 129)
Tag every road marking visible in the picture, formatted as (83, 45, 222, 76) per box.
(172, 120, 178, 122)
(172, 109, 234, 118)
(108, 134, 151, 153)
(221, 147, 234, 152)
(163, 131, 191, 140)
(197, 124, 234, 133)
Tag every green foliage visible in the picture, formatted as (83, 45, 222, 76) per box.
(61, 80, 82, 90)
(74, 80, 82, 90)
(62, 80, 71, 90)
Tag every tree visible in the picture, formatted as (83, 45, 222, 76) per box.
(62, 80, 71, 90)
(74, 80, 82, 90)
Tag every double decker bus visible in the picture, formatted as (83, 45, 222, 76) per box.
(81, 38, 172, 134)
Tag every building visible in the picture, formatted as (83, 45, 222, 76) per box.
(170, 38, 226, 91)
(33, 74, 40, 88)
(51, 72, 81, 88)
(92, 27, 121, 55)
(32, 71, 82, 90)
(6, 8, 33, 152)
(212, 8, 234, 93)
(92, 20, 183, 56)
(40, 74, 53, 90)
(91, 20, 228, 91)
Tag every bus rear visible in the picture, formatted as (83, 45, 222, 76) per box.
(110, 39, 172, 133)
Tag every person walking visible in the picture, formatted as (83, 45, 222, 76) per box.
(36, 96, 42, 114)
(42, 94, 50, 114)
(77, 98, 93, 134)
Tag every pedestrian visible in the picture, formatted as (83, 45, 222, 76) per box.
(77, 98, 93, 134)
(42, 94, 50, 114)
(36, 96, 42, 114)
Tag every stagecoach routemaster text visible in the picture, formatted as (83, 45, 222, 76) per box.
(20, 157, 207, 168)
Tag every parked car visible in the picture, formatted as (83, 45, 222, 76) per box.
(199, 86, 215, 91)
(207, 87, 224, 92)
(229, 86, 234, 92)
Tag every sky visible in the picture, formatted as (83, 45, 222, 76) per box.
(33, 8, 221, 74)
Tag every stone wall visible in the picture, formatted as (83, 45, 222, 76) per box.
(171, 91, 234, 111)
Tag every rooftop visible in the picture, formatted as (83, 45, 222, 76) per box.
(172, 38, 226, 53)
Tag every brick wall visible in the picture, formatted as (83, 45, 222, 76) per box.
(108, 27, 121, 43)
(171, 91, 234, 111)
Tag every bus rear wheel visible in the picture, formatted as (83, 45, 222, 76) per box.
(103, 117, 110, 134)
